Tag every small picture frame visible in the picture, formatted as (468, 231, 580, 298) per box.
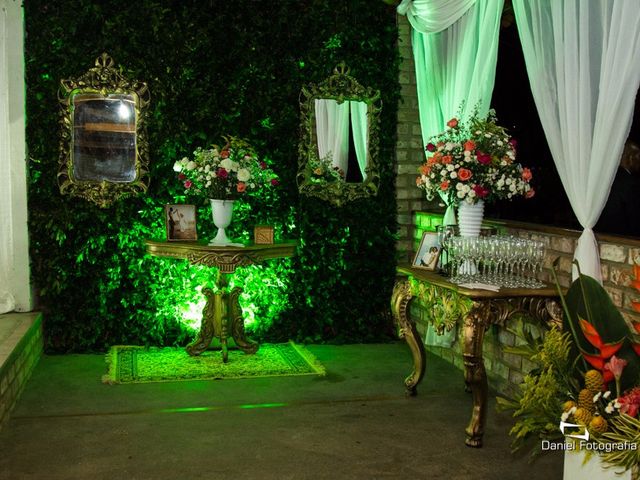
(412, 231, 441, 271)
(165, 204, 197, 241)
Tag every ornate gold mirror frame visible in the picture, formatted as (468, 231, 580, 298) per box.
(297, 63, 381, 206)
(58, 53, 151, 208)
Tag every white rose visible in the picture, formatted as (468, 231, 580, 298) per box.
(450, 172, 457, 179)
(237, 168, 251, 182)
(173, 162, 182, 172)
(445, 142, 455, 151)
(220, 158, 234, 171)
(446, 164, 454, 171)
(186, 161, 197, 171)
(457, 190, 465, 198)
(204, 164, 210, 172)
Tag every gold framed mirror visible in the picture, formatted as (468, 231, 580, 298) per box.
(297, 63, 381, 206)
(58, 53, 150, 207)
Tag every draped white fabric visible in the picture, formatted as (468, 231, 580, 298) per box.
(314, 99, 350, 174)
(0, 5, 17, 312)
(397, 0, 477, 33)
(399, 0, 504, 224)
(349, 101, 368, 178)
(513, 0, 640, 282)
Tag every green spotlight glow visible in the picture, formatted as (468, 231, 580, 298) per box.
(237, 403, 287, 409)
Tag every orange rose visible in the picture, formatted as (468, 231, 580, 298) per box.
(522, 167, 532, 181)
(416, 176, 422, 186)
(457, 168, 472, 181)
(440, 180, 450, 191)
(464, 140, 476, 151)
(237, 182, 247, 193)
(442, 155, 453, 164)
(525, 188, 535, 198)
(447, 118, 458, 128)
(419, 164, 431, 175)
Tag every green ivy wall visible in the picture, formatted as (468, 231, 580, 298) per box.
(24, 0, 401, 351)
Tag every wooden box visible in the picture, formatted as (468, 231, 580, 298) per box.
(254, 225, 274, 244)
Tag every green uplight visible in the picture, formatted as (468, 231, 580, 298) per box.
(237, 403, 287, 409)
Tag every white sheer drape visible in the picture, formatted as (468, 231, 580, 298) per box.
(315, 99, 350, 175)
(399, 0, 504, 225)
(397, 0, 477, 33)
(350, 101, 368, 179)
(513, 0, 640, 282)
(0, 7, 15, 313)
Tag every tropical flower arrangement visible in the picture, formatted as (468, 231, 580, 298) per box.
(416, 110, 535, 205)
(173, 136, 279, 200)
(498, 261, 640, 474)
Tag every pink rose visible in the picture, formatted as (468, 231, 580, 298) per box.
(447, 118, 458, 128)
(473, 185, 489, 198)
(260, 161, 267, 170)
(509, 138, 518, 150)
(220, 150, 230, 159)
(178, 173, 186, 180)
(217, 168, 228, 179)
(522, 168, 532, 182)
(525, 188, 535, 199)
(236, 182, 246, 193)
(271, 178, 279, 186)
(426, 143, 436, 152)
(477, 152, 491, 165)
(458, 168, 472, 181)
(184, 180, 192, 188)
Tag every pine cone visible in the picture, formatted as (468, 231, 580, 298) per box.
(585, 370, 604, 393)
(589, 415, 608, 434)
(578, 388, 595, 413)
(574, 407, 593, 426)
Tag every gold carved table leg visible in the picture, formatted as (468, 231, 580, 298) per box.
(186, 271, 259, 362)
(391, 279, 426, 396)
(462, 297, 563, 448)
(462, 301, 490, 448)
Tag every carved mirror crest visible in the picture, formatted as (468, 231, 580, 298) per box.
(297, 63, 381, 206)
(58, 53, 151, 207)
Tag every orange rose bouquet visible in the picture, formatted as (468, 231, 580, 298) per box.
(416, 110, 534, 205)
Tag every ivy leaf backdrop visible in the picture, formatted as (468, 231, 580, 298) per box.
(25, 0, 401, 352)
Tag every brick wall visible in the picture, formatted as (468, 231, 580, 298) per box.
(395, 14, 428, 260)
(409, 212, 640, 397)
(0, 313, 43, 430)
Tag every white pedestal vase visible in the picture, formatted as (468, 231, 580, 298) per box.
(457, 199, 485, 237)
(564, 443, 632, 480)
(209, 199, 235, 246)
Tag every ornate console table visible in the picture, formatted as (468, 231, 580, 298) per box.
(146, 240, 297, 362)
(391, 264, 562, 448)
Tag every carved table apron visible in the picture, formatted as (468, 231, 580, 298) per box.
(146, 240, 297, 362)
(391, 265, 562, 448)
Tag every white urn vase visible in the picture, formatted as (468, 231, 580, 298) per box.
(457, 199, 485, 237)
(209, 199, 235, 246)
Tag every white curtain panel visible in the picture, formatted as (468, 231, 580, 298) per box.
(513, 0, 640, 282)
(397, 0, 478, 33)
(314, 99, 350, 175)
(349, 101, 368, 179)
(398, 0, 504, 225)
(0, 7, 16, 313)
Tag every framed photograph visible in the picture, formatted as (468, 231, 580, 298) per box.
(165, 204, 197, 241)
(412, 231, 441, 271)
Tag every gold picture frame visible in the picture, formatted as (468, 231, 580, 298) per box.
(412, 232, 441, 271)
(165, 204, 198, 241)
